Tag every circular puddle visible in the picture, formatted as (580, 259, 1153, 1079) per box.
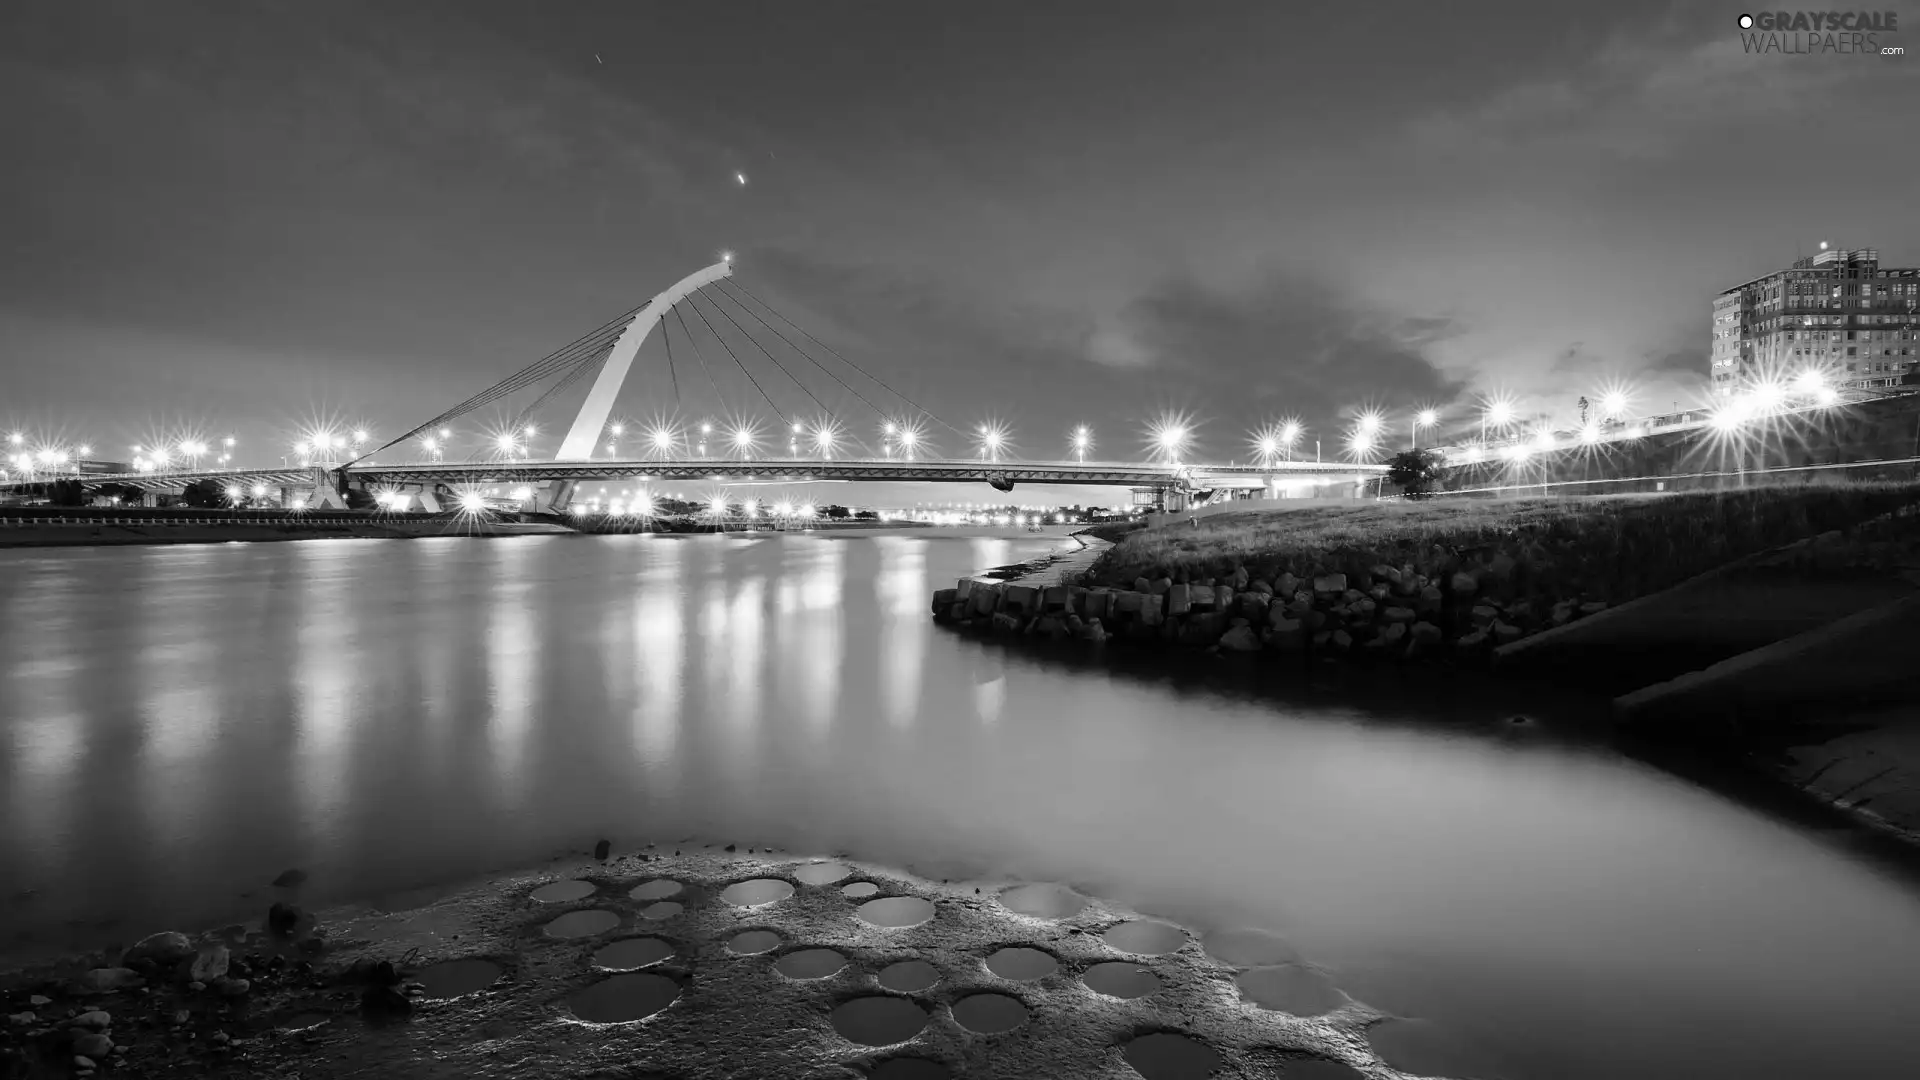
(628, 879, 683, 901)
(1082, 961, 1161, 1000)
(568, 972, 681, 1024)
(720, 878, 795, 907)
(774, 947, 847, 980)
(1201, 928, 1299, 968)
(414, 958, 503, 999)
(856, 896, 935, 928)
(728, 929, 783, 955)
(1102, 921, 1187, 956)
(1235, 964, 1347, 1016)
(998, 883, 1088, 919)
(830, 995, 928, 1046)
(529, 879, 596, 903)
(984, 947, 1056, 981)
(842, 881, 880, 899)
(592, 937, 674, 970)
(638, 901, 683, 921)
(796, 861, 852, 885)
(877, 959, 940, 993)
(949, 992, 1027, 1035)
(1122, 1032, 1221, 1080)
(543, 909, 620, 939)
(871, 1058, 951, 1080)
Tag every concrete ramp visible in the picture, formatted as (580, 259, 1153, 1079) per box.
(1493, 529, 1919, 693)
(1614, 591, 1920, 728)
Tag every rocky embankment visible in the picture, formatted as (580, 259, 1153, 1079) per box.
(931, 557, 1605, 662)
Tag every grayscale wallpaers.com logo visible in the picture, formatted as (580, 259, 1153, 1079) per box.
(1737, 11, 1905, 54)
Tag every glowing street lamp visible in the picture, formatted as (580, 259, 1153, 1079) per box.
(1149, 418, 1190, 465)
(730, 425, 758, 457)
(898, 428, 919, 460)
(648, 427, 676, 457)
(812, 423, 839, 459)
(1482, 398, 1516, 442)
(1412, 408, 1437, 449)
(976, 423, 1008, 462)
(1071, 425, 1091, 462)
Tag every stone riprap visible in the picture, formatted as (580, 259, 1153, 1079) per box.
(931, 558, 1606, 663)
(0, 849, 1483, 1079)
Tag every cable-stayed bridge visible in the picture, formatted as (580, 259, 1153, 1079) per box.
(0, 260, 1385, 510)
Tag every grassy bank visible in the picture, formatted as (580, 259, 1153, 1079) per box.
(1082, 485, 1920, 608)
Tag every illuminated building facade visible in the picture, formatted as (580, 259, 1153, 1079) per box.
(1710, 247, 1920, 396)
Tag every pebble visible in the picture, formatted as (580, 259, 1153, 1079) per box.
(187, 981, 205, 992)
(5, 1012, 32, 1026)
(190, 944, 230, 983)
(213, 977, 251, 998)
(125, 931, 194, 966)
(73, 1056, 96, 1070)
(73, 1033, 113, 1058)
(72, 1010, 111, 1029)
(172, 1009, 191, 1024)
(27, 995, 49, 1006)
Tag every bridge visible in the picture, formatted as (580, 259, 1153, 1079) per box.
(0, 258, 1385, 512)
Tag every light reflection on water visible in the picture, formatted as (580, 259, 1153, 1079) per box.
(0, 532, 1917, 1080)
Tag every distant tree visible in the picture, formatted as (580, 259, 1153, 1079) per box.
(94, 482, 144, 505)
(342, 487, 376, 510)
(179, 478, 226, 508)
(1387, 448, 1447, 499)
(854, 509, 877, 520)
(47, 479, 87, 507)
(825, 504, 851, 519)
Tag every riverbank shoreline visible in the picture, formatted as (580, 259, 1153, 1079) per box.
(0, 846, 1436, 1080)
(932, 489, 1920, 848)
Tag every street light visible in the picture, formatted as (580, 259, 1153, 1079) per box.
(1412, 408, 1437, 449)
(898, 429, 919, 460)
(1071, 425, 1091, 462)
(976, 423, 1007, 462)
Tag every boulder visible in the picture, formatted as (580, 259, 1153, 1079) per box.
(1579, 601, 1609, 616)
(1382, 606, 1416, 625)
(1002, 584, 1039, 614)
(1450, 572, 1478, 597)
(1312, 630, 1332, 649)
(1312, 573, 1347, 596)
(1374, 622, 1408, 648)
(72, 1012, 111, 1030)
(1488, 551, 1518, 580)
(1167, 583, 1192, 615)
(1081, 618, 1107, 643)
(1213, 585, 1235, 609)
(1550, 600, 1575, 627)
(955, 578, 975, 600)
(990, 612, 1021, 634)
(1114, 591, 1144, 614)
(1265, 618, 1306, 651)
(1457, 629, 1490, 650)
(1219, 625, 1261, 651)
(1276, 572, 1299, 597)
(1150, 578, 1173, 595)
(971, 586, 999, 615)
(1230, 566, 1250, 588)
(1041, 586, 1069, 612)
(1133, 577, 1151, 593)
(1248, 579, 1272, 596)
(1492, 621, 1524, 645)
(1368, 584, 1391, 602)
(1084, 590, 1111, 620)
(1415, 584, 1443, 614)
(1140, 594, 1165, 626)
(1331, 629, 1353, 651)
(72, 1034, 112, 1059)
(1371, 564, 1401, 587)
(1065, 614, 1085, 635)
(930, 588, 958, 613)
(1470, 605, 1499, 627)
(267, 901, 302, 938)
(125, 932, 194, 967)
(1351, 599, 1377, 621)
(1410, 621, 1443, 646)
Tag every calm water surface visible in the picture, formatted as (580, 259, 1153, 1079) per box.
(2, 533, 1918, 1079)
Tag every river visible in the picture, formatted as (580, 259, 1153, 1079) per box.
(1, 531, 1917, 1079)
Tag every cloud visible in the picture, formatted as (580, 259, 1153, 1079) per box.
(701, 250, 1474, 446)
(1106, 269, 1475, 427)
(1407, 19, 1901, 163)
(1640, 346, 1707, 377)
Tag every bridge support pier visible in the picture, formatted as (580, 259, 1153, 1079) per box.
(538, 480, 577, 515)
(415, 487, 442, 513)
(308, 469, 348, 511)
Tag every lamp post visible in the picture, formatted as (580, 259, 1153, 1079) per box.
(1412, 409, 1437, 450)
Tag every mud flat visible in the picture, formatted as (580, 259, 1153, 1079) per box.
(0, 847, 1489, 1079)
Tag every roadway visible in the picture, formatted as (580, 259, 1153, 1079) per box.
(0, 456, 1386, 494)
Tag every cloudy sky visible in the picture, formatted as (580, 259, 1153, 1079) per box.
(2, 0, 1916, 468)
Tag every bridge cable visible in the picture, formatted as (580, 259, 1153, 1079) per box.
(506, 345, 612, 438)
(704, 284, 894, 427)
(721, 279, 964, 438)
(675, 304, 783, 427)
(689, 289, 835, 421)
(665, 303, 725, 410)
(659, 311, 682, 404)
(348, 306, 642, 466)
(683, 294, 801, 426)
